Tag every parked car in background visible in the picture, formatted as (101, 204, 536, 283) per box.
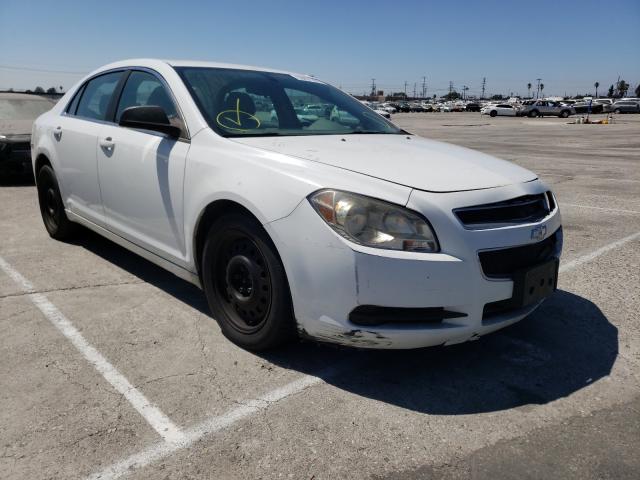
(31, 58, 562, 350)
(465, 102, 481, 112)
(369, 104, 391, 118)
(519, 100, 574, 118)
(573, 101, 604, 114)
(481, 103, 518, 117)
(612, 100, 640, 114)
(0, 93, 56, 178)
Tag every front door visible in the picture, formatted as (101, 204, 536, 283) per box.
(97, 70, 190, 266)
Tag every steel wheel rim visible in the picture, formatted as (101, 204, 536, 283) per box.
(215, 232, 272, 334)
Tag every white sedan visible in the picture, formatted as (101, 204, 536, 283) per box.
(32, 59, 562, 350)
(481, 103, 518, 117)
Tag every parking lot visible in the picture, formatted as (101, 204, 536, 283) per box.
(1, 112, 639, 479)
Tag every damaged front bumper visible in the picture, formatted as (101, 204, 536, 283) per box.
(265, 181, 562, 349)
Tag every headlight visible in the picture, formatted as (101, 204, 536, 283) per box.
(308, 189, 439, 252)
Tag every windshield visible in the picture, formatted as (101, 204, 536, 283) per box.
(175, 67, 401, 137)
(0, 97, 54, 121)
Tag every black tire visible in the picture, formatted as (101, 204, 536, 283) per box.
(614, 108, 621, 114)
(560, 110, 570, 118)
(201, 213, 295, 350)
(528, 110, 539, 118)
(489, 110, 497, 117)
(36, 165, 76, 240)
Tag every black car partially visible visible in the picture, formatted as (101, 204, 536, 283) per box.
(465, 103, 481, 112)
(0, 93, 56, 178)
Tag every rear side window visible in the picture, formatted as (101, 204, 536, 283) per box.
(76, 72, 123, 121)
(66, 85, 84, 115)
(115, 71, 178, 122)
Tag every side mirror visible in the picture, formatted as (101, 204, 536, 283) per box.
(119, 106, 181, 138)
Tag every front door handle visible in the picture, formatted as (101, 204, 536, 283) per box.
(53, 126, 62, 141)
(99, 136, 114, 151)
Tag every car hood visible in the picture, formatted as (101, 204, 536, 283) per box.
(231, 134, 537, 192)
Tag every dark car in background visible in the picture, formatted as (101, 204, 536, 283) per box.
(0, 93, 56, 178)
(572, 101, 604, 114)
(465, 102, 481, 112)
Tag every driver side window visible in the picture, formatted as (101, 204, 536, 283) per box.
(115, 71, 179, 123)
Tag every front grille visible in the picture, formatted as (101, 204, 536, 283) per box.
(478, 227, 562, 279)
(455, 192, 554, 227)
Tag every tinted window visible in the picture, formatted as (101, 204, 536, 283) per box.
(76, 72, 123, 121)
(176, 67, 400, 137)
(66, 85, 84, 115)
(115, 71, 178, 122)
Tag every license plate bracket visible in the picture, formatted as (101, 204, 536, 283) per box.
(512, 258, 559, 308)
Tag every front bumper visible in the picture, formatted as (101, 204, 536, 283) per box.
(266, 180, 562, 349)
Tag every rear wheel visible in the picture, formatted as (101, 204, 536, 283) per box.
(614, 108, 621, 114)
(489, 110, 497, 117)
(36, 165, 76, 240)
(528, 110, 539, 118)
(560, 110, 570, 118)
(201, 214, 295, 350)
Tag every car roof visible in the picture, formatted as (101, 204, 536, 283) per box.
(91, 58, 303, 77)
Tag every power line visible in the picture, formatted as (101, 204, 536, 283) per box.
(0, 64, 88, 75)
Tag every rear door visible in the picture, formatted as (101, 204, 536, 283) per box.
(97, 70, 190, 266)
(53, 71, 124, 225)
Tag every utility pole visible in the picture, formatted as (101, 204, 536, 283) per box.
(421, 76, 426, 98)
(481, 77, 486, 99)
(449, 81, 453, 97)
(462, 85, 469, 100)
(370, 78, 376, 97)
(536, 78, 542, 98)
(413, 82, 417, 99)
(404, 80, 408, 98)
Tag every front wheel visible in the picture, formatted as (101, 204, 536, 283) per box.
(201, 214, 296, 350)
(614, 108, 621, 114)
(36, 165, 77, 240)
(489, 110, 497, 117)
(560, 110, 570, 118)
(528, 110, 539, 118)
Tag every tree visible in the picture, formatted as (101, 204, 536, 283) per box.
(616, 79, 629, 98)
(527, 83, 532, 98)
(443, 91, 460, 101)
(490, 94, 504, 100)
(594, 81, 599, 98)
(46, 87, 57, 94)
(34, 86, 45, 93)
(608, 84, 614, 97)
(635, 84, 640, 97)
(539, 83, 544, 97)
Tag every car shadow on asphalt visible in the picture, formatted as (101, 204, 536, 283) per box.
(74, 228, 618, 415)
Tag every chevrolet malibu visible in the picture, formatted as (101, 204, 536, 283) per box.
(31, 59, 562, 350)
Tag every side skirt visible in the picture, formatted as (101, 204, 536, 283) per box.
(66, 210, 202, 289)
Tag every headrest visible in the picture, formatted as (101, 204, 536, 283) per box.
(223, 92, 256, 115)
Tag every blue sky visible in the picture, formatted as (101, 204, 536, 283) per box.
(1, 0, 639, 97)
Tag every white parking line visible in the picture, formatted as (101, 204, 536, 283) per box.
(87, 229, 640, 479)
(561, 203, 640, 215)
(87, 372, 337, 480)
(559, 230, 640, 274)
(0, 255, 185, 445)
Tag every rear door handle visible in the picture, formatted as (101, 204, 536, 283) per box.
(99, 136, 114, 150)
(53, 126, 62, 141)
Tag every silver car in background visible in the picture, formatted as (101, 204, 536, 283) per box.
(519, 100, 574, 118)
